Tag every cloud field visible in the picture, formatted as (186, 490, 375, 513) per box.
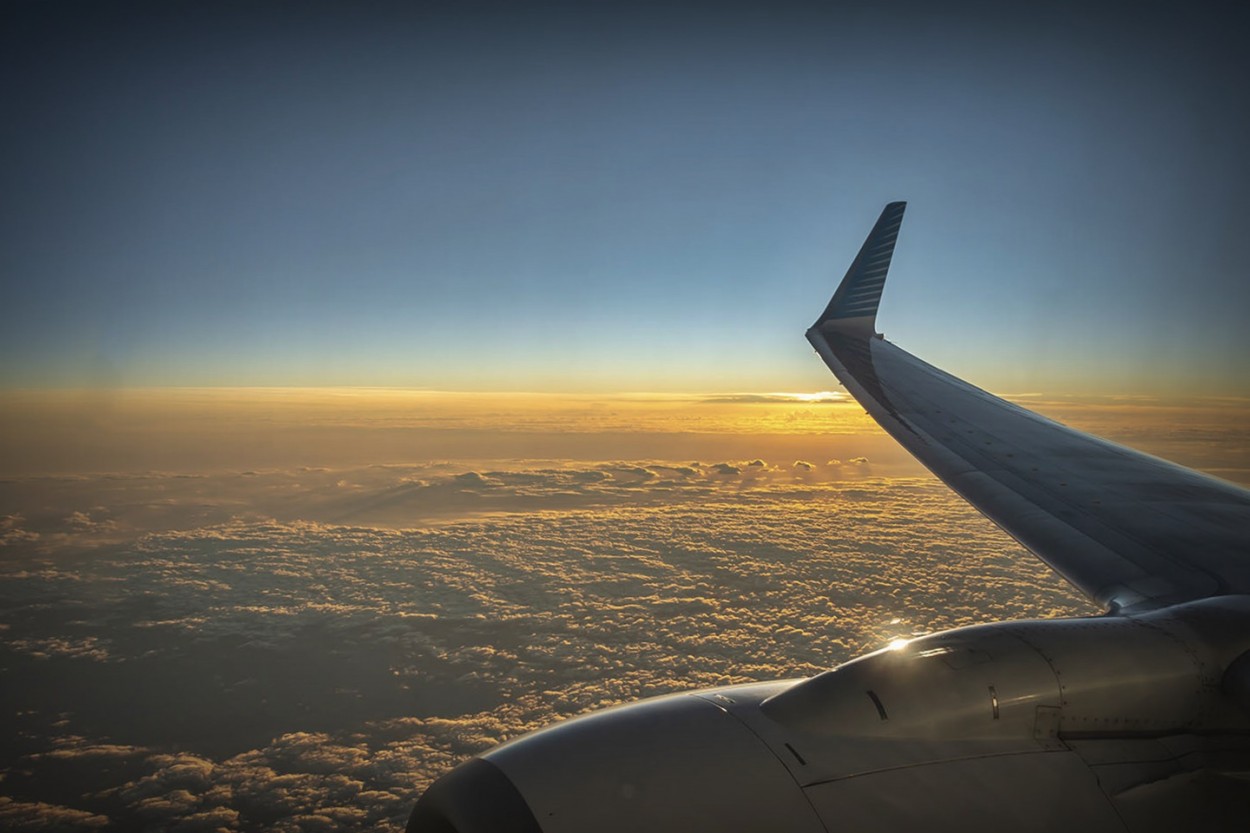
(2, 390, 1246, 831)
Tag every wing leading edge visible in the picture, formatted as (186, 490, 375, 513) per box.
(809, 203, 1250, 613)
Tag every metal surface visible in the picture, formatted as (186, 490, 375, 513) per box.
(485, 692, 827, 833)
(806, 326, 1250, 612)
(802, 749, 1127, 832)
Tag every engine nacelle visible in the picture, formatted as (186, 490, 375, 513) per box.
(408, 687, 824, 833)
(764, 595, 1250, 745)
(409, 597, 1250, 833)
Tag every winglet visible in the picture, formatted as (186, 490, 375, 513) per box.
(812, 201, 906, 334)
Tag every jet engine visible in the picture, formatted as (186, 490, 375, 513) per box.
(409, 597, 1250, 832)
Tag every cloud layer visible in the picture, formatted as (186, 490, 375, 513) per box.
(0, 463, 1095, 831)
(2, 388, 1246, 829)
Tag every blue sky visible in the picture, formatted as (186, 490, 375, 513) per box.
(3, 1, 1248, 394)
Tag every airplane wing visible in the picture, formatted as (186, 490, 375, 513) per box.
(808, 202, 1250, 613)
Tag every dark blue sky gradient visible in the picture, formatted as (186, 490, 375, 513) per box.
(3, 1, 1249, 393)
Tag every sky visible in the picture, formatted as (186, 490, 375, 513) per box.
(3, 0, 1249, 395)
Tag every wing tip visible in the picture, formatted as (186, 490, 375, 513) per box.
(812, 201, 907, 333)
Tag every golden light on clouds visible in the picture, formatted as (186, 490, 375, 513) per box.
(1, 386, 1248, 830)
(0, 387, 862, 434)
(0, 388, 898, 477)
(1, 472, 1099, 829)
(2, 387, 1245, 481)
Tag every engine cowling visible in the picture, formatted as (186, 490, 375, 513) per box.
(408, 686, 824, 833)
(762, 596, 1249, 748)
(409, 597, 1250, 832)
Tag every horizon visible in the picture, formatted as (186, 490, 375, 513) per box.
(4, 384, 1248, 483)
